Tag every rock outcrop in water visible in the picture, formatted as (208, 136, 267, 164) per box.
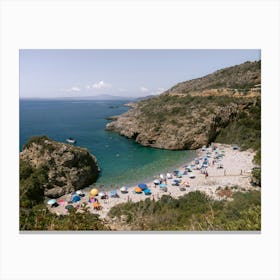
(20, 136, 99, 198)
(106, 61, 261, 150)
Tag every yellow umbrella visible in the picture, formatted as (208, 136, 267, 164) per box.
(90, 188, 99, 197)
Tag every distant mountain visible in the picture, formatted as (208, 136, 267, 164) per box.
(21, 94, 135, 101)
(59, 94, 135, 101)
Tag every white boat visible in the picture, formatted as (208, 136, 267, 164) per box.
(66, 137, 76, 144)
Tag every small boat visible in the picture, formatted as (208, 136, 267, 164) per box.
(66, 137, 76, 144)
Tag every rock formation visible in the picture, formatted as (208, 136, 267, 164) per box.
(20, 136, 99, 198)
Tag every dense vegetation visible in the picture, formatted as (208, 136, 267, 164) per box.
(108, 191, 261, 231)
(20, 159, 49, 208)
(20, 204, 109, 230)
(215, 97, 261, 152)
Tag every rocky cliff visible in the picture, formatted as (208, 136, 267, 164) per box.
(106, 60, 261, 150)
(20, 136, 99, 198)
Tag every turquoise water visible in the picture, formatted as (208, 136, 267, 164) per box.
(20, 99, 196, 189)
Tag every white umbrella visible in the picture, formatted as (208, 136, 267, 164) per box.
(99, 192, 106, 197)
(166, 173, 173, 179)
(120, 186, 128, 192)
(47, 199, 57, 205)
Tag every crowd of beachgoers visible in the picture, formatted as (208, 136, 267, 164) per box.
(47, 143, 257, 219)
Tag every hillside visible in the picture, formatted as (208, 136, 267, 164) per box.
(166, 60, 261, 94)
(106, 60, 261, 151)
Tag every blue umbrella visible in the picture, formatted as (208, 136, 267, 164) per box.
(138, 183, 147, 190)
(173, 179, 180, 183)
(110, 190, 119, 198)
(159, 183, 167, 188)
(72, 195, 81, 203)
(47, 199, 57, 205)
(144, 189, 151, 195)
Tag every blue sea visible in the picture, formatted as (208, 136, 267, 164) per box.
(20, 99, 196, 189)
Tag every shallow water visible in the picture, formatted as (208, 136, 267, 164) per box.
(20, 99, 196, 189)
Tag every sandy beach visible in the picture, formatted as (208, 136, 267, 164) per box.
(49, 143, 259, 219)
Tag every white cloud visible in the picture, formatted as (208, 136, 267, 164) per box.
(64, 86, 81, 92)
(140, 86, 149, 92)
(71, 87, 81, 92)
(92, 81, 111, 89)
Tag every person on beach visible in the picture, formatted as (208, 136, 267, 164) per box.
(224, 169, 226, 176)
(205, 171, 208, 178)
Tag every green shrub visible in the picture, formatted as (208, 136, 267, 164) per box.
(20, 204, 109, 231)
(108, 190, 261, 231)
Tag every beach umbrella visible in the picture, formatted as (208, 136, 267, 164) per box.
(57, 199, 66, 206)
(153, 179, 160, 185)
(90, 188, 99, 197)
(189, 174, 196, 179)
(120, 186, 128, 193)
(72, 195, 81, 203)
(173, 179, 180, 183)
(99, 191, 106, 198)
(144, 189, 151, 195)
(110, 190, 117, 197)
(159, 183, 167, 188)
(138, 183, 147, 190)
(93, 201, 101, 209)
(134, 187, 142, 193)
(166, 173, 173, 179)
(47, 199, 57, 205)
(160, 174, 166, 180)
(65, 204, 74, 210)
(76, 190, 82, 195)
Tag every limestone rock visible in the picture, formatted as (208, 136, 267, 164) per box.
(20, 136, 99, 198)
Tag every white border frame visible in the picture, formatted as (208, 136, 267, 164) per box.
(1, 1, 280, 279)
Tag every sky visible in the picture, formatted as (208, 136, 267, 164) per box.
(19, 49, 261, 98)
